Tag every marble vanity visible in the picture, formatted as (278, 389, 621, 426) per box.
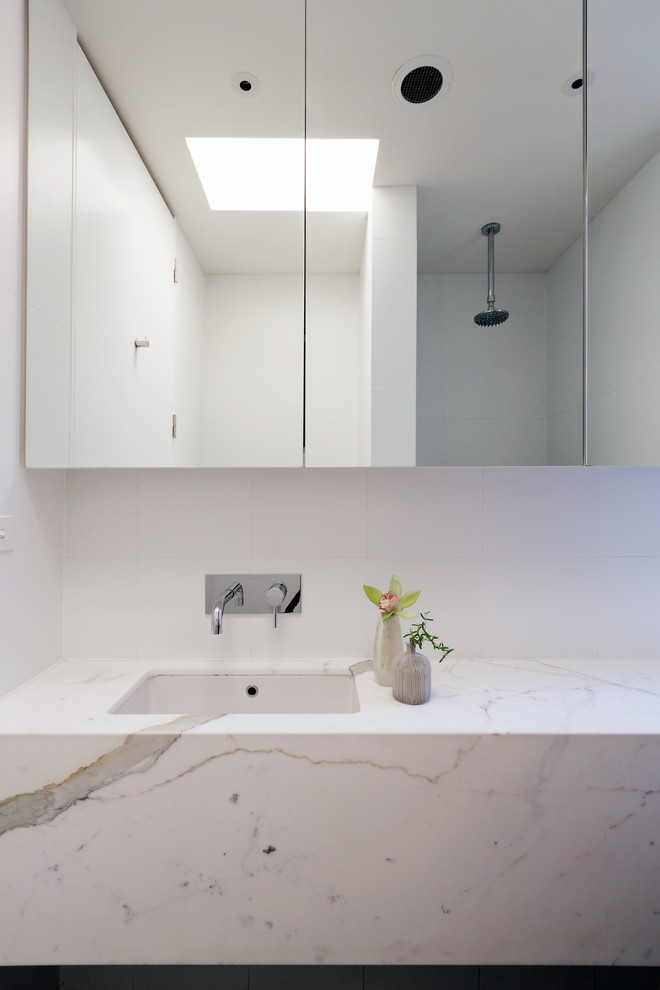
(0, 657, 658, 966)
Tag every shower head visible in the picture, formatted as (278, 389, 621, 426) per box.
(474, 306, 510, 327)
(474, 221, 509, 327)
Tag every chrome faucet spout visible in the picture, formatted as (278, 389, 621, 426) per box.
(211, 582, 244, 634)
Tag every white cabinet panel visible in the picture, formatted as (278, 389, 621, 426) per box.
(73, 50, 175, 467)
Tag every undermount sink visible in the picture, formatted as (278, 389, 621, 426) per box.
(111, 673, 360, 715)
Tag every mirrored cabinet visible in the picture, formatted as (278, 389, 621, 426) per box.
(25, 0, 660, 467)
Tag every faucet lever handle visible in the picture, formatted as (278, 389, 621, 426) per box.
(266, 582, 287, 628)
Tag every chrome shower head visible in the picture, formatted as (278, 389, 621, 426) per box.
(474, 222, 509, 327)
(474, 306, 510, 327)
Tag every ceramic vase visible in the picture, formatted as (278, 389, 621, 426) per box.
(372, 614, 403, 686)
(392, 642, 432, 705)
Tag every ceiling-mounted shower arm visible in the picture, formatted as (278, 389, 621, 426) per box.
(474, 222, 509, 327)
(482, 221, 500, 309)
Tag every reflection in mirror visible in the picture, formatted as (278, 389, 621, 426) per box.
(26, 0, 585, 468)
(586, 0, 660, 465)
(27, 0, 305, 467)
(306, 0, 585, 466)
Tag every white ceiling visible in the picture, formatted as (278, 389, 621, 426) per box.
(61, 0, 660, 275)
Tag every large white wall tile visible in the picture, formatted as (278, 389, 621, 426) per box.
(63, 558, 137, 658)
(137, 469, 252, 558)
(482, 556, 598, 658)
(251, 469, 368, 558)
(483, 467, 598, 556)
(66, 470, 138, 558)
(361, 556, 484, 660)
(250, 556, 369, 659)
(367, 468, 483, 557)
(0, 559, 63, 693)
(598, 556, 660, 657)
(137, 557, 252, 659)
(0, 2, 65, 690)
(598, 467, 660, 555)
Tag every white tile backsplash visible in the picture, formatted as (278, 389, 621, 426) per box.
(57, 464, 660, 664)
(483, 467, 598, 557)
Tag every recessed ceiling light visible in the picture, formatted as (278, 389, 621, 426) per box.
(561, 68, 594, 97)
(186, 138, 379, 212)
(232, 72, 261, 97)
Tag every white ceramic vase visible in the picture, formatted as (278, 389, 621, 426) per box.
(372, 613, 403, 686)
(392, 642, 432, 705)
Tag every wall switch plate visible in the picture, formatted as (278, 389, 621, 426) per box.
(0, 516, 15, 552)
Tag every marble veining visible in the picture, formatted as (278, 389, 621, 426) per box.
(0, 657, 658, 966)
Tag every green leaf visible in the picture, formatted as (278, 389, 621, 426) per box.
(399, 590, 421, 608)
(363, 585, 383, 605)
(389, 574, 403, 596)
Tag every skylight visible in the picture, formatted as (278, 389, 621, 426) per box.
(186, 138, 379, 212)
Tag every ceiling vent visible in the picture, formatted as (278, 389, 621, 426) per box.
(393, 55, 454, 106)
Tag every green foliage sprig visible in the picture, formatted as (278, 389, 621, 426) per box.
(404, 612, 453, 662)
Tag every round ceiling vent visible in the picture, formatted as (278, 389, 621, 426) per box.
(393, 55, 454, 106)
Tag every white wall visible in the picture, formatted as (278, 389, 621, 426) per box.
(305, 275, 361, 467)
(588, 147, 660, 464)
(63, 465, 660, 662)
(203, 275, 303, 467)
(417, 274, 548, 465)
(546, 235, 583, 464)
(0, 0, 65, 694)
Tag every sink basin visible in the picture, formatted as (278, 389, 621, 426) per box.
(110, 673, 360, 715)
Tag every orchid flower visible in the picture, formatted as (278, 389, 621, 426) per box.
(363, 574, 421, 621)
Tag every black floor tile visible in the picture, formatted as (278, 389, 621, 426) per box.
(248, 966, 363, 990)
(134, 966, 248, 990)
(479, 966, 594, 990)
(594, 967, 660, 990)
(365, 965, 478, 989)
(0, 969, 59, 990)
(60, 967, 133, 990)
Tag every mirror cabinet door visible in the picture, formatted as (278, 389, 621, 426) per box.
(26, 0, 305, 467)
(306, 0, 585, 466)
(26, 0, 586, 468)
(586, 0, 660, 465)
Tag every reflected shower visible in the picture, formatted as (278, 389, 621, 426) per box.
(474, 222, 509, 326)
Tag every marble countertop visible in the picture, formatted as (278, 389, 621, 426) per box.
(1, 656, 659, 967)
(1, 656, 659, 737)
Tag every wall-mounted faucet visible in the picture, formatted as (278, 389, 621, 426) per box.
(205, 574, 301, 636)
(211, 582, 244, 635)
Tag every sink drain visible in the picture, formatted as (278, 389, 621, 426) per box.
(246, 684, 259, 697)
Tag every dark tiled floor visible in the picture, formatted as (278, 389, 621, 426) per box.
(0, 970, 58, 990)
(51, 964, 660, 990)
(594, 968, 660, 990)
(365, 965, 478, 989)
(249, 966, 362, 990)
(479, 966, 594, 990)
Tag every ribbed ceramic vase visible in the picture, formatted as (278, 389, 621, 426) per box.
(372, 614, 403, 686)
(392, 642, 432, 705)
